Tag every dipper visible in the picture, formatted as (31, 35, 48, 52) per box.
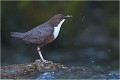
(11, 14, 72, 63)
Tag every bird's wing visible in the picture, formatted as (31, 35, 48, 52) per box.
(22, 24, 54, 44)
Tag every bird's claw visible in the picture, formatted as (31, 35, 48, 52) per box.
(35, 59, 53, 64)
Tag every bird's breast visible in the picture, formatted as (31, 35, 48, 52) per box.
(53, 27, 61, 39)
(43, 27, 60, 45)
(43, 19, 65, 45)
(53, 19, 65, 39)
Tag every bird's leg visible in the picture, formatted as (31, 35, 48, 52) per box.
(37, 46, 52, 63)
(37, 46, 45, 62)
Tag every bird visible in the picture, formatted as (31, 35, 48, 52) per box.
(11, 14, 72, 63)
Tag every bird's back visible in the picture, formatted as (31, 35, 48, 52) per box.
(11, 23, 54, 46)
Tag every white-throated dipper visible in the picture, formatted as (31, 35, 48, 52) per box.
(11, 14, 72, 63)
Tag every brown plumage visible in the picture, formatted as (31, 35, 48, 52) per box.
(11, 14, 72, 63)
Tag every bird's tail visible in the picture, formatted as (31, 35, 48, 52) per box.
(10, 32, 24, 38)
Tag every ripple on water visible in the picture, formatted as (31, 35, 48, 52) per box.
(34, 68, 119, 79)
(35, 72, 55, 80)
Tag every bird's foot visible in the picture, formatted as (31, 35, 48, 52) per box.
(42, 59, 53, 64)
(35, 59, 53, 64)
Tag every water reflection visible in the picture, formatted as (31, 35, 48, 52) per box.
(36, 72, 55, 80)
(34, 68, 119, 79)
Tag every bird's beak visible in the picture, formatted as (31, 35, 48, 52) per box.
(64, 15, 72, 19)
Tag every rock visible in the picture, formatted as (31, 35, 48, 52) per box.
(0, 59, 66, 79)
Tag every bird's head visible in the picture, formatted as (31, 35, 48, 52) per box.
(48, 14, 72, 27)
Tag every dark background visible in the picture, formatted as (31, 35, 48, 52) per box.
(1, 1, 119, 71)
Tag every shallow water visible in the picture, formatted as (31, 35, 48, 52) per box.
(34, 67, 119, 79)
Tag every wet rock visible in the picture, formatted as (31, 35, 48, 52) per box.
(0, 59, 65, 79)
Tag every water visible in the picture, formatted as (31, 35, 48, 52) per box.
(34, 67, 119, 79)
(36, 72, 55, 80)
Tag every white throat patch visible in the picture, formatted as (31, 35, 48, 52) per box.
(53, 19, 65, 39)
